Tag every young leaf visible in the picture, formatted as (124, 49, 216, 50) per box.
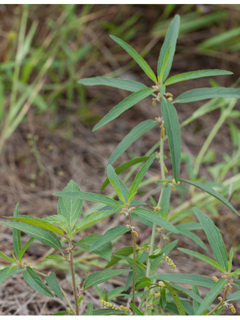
(105, 246, 133, 268)
(158, 45, 172, 83)
(53, 191, 119, 207)
(106, 165, 129, 203)
(23, 267, 54, 298)
(90, 226, 130, 252)
(42, 215, 68, 230)
(93, 88, 154, 131)
(19, 238, 34, 263)
(165, 69, 232, 86)
(101, 156, 150, 191)
(2, 221, 62, 251)
(0, 266, 24, 285)
(12, 203, 21, 259)
(157, 15, 180, 82)
(108, 120, 158, 166)
(163, 281, 186, 315)
(58, 180, 83, 228)
(83, 269, 128, 290)
(193, 208, 228, 271)
(78, 77, 147, 92)
(180, 179, 239, 216)
(129, 303, 144, 315)
(161, 98, 181, 182)
(45, 272, 63, 299)
(175, 227, 207, 250)
(178, 248, 226, 273)
(195, 279, 228, 315)
(110, 35, 157, 82)
(150, 273, 215, 288)
(174, 87, 240, 104)
(0, 252, 15, 263)
(132, 208, 178, 233)
(75, 209, 116, 231)
(128, 152, 157, 203)
(87, 302, 93, 315)
(75, 234, 113, 261)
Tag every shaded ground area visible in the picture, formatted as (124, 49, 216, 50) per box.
(0, 4, 240, 315)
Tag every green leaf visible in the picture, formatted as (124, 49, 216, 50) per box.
(195, 279, 228, 315)
(45, 272, 63, 299)
(87, 302, 93, 315)
(53, 191, 119, 207)
(23, 267, 53, 298)
(101, 156, 150, 191)
(75, 209, 116, 232)
(108, 120, 158, 166)
(2, 221, 62, 251)
(151, 240, 179, 273)
(58, 180, 83, 228)
(180, 179, 239, 216)
(227, 291, 240, 301)
(129, 303, 144, 315)
(161, 98, 181, 182)
(228, 247, 234, 273)
(175, 227, 207, 250)
(178, 248, 226, 273)
(171, 284, 203, 306)
(93, 88, 154, 131)
(78, 76, 147, 92)
(0, 252, 15, 263)
(163, 281, 186, 315)
(12, 203, 21, 259)
(75, 234, 113, 261)
(132, 208, 178, 233)
(192, 285, 201, 313)
(128, 152, 157, 203)
(5, 216, 64, 236)
(42, 215, 68, 230)
(105, 246, 133, 268)
(114, 255, 146, 274)
(106, 165, 129, 203)
(159, 45, 172, 82)
(157, 15, 180, 82)
(193, 208, 228, 271)
(83, 269, 128, 290)
(107, 286, 125, 301)
(0, 266, 24, 285)
(90, 226, 130, 252)
(110, 35, 157, 82)
(165, 69, 232, 86)
(19, 238, 34, 263)
(159, 287, 167, 308)
(135, 277, 151, 290)
(45, 254, 63, 260)
(150, 273, 215, 288)
(174, 87, 240, 104)
(160, 184, 172, 217)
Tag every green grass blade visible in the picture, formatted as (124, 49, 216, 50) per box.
(157, 15, 180, 82)
(165, 69, 232, 86)
(45, 272, 63, 299)
(108, 119, 158, 166)
(161, 98, 181, 182)
(78, 77, 147, 92)
(93, 88, 154, 131)
(12, 203, 21, 259)
(110, 35, 157, 82)
(193, 208, 228, 271)
(106, 165, 129, 203)
(23, 267, 53, 298)
(174, 88, 240, 104)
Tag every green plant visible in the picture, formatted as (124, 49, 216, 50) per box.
(1, 14, 240, 316)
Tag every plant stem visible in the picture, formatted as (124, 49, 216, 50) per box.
(68, 240, 79, 315)
(207, 285, 228, 315)
(129, 213, 136, 311)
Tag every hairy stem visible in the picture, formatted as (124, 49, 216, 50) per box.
(129, 213, 136, 311)
(68, 240, 79, 315)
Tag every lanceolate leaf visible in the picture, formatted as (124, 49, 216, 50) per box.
(75, 209, 116, 231)
(93, 88, 154, 131)
(107, 165, 129, 203)
(45, 272, 63, 299)
(129, 303, 144, 315)
(101, 156, 150, 191)
(105, 246, 133, 268)
(90, 226, 131, 252)
(87, 302, 93, 315)
(23, 267, 53, 298)
(159, 45, 172, 82)
(174, 87, 240, 104)
(3, 221, 62, 251)
(12, 203, 21, 259)
(163, 281, 186, 315)
(0, 266, 24, 285)
(157, 14, 180, 82)
(195, 279, 228, 315)
(0, 251, 15, 263)
(110, 35, 157, 82)
(53, 191, 119, 207)
(132, 208, 178, 233)
(171, 284, 204, 305)
(178, 248, 226, 273)
(108, 120, 158, 166)
(161, 98, 181, 182)
(180, 179, 239, 215)
(19, 238, 34, 263)
(128, 152, 157, 203)
(165, 69, 232, 86)
(227, 291, 240, 301)
(58, 180, 83, 228)
(193, 208, 228, 271)
(175, 227, 207, 250)
(83, 269, 128, 289)
(78, 77, 147, 92)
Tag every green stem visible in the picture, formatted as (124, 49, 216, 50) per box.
(68, 240, 79, 315)
(129, 213, 136, 311)
(207, 285, 228, 315)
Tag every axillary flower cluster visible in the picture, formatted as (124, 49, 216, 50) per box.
(100, 300, 132, 314)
